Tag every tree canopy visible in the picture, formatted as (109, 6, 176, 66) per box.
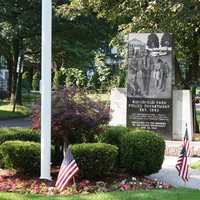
(70, 0, 200, 86)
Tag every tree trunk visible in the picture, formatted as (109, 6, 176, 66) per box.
(174, 57, 185, 88)
(10, 59, 18, 105)
(7, 58, 13, 97)
(13, 50, 24, 111)
(184, 34, 200, 133)
(16, 52, 24, 105)
(10, 40, 20, 105)
(185, 37, 199, 87)
(29, 64, 34, 91)
(191, 87, 199, 133)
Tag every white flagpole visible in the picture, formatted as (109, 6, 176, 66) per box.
(40, 0, 52, 180)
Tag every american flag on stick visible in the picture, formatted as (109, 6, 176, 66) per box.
(55, 146, 79, 191)
(176, 125, 190, 182)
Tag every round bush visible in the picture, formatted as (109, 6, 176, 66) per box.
(0, 141, 40, 175)
(100, 126, 129, 145)
(99, 126, 130, 165)
(0, 141, 55, 176)
(120, 130, 165, 175)
(71, 143, 118, 179)
(0, 128, 40, 144)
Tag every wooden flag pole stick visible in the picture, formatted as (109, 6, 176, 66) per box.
(73, 176, 76, 188)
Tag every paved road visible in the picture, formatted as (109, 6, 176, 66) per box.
(148, 156, 200, 189)
(0, 117, 32, 128)
(196, 103, 200, 111)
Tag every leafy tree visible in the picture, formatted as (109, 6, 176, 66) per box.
(63, 67, 87, 88)
(0, 0, 117, 105)
(53, 3, 117, 69)
(70, 0, 200, 132)
(72, 0, 199, 86)
(0, 0, 41, 104)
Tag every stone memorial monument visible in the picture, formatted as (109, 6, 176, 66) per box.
(127, 33, 173, 138)
(109, 33, 194, 141)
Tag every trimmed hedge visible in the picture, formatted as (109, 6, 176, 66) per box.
(0, 141, 55, 176)
(0, 128, 40, 144)
(100, 126, 130, 165)
(100, 126, 165, 175)
(120, 130, 165, 175)
(100, 126, 129, 146)
(0, 141, 40, 175)
(71, 143, 118, 179)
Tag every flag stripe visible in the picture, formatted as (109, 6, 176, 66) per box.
(55, 160, 75, 187)
(176, 126, 190, 182)
(57, 163, 78, 190)
(60, 167, 79, 191)
(56, 162, 78, 189)
(55, 147, 79, 191)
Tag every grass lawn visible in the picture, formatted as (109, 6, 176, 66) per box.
(191, 160, 200, 170)
(0, 103, 31, 120)
(0, 189, 200, 200)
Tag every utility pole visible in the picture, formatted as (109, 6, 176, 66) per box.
(40, 0, 52, 180)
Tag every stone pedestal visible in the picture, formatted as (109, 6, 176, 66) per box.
(109, 88, 127, 126)
(172, 90, 193, 140)
(109, 88, 193, 141)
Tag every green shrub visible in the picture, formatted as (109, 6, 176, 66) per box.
(99, 126, 130, 165)
(0, 128, 40, 144)
(0, 141, 40, 175)
(71, 143, 118, 179)
(32, 72, 40, 91)
(99, 126, 129, 145)
(120, 130, 165, 175)
(100, 126, 165, 175)
(0, 141, 55, 176)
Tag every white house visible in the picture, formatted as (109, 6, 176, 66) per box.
(0, 56, 8, 96)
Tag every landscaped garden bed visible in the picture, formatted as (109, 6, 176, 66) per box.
(0, 89, 168, 197)
(0, 169, 172, 195)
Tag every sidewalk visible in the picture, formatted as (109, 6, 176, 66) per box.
(0, 117, 31, 128)
(148, 156, 200, 189)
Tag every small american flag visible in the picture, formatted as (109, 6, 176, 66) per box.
(55, 147, 79, 191)
(176, 125, 190, 182)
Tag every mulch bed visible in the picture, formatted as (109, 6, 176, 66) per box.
(0, 169, 172, 195)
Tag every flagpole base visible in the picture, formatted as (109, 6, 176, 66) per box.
(40, 176, 52, 181)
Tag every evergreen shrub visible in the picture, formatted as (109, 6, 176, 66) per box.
(100, 126, 165, 175)
(99, 126, 130, 165)
(0, 141, 40, 175)
(0, 128, 40, 144)
(120, 130, 165, 175)
(71, 143, 118, 179)
(0, 141, 55, 175)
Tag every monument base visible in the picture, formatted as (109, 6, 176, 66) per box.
(172, 90, 193, 140)
(109, 88, 193, 140)
(165, 140, 200, 156)
(109, 88, 127, 126)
